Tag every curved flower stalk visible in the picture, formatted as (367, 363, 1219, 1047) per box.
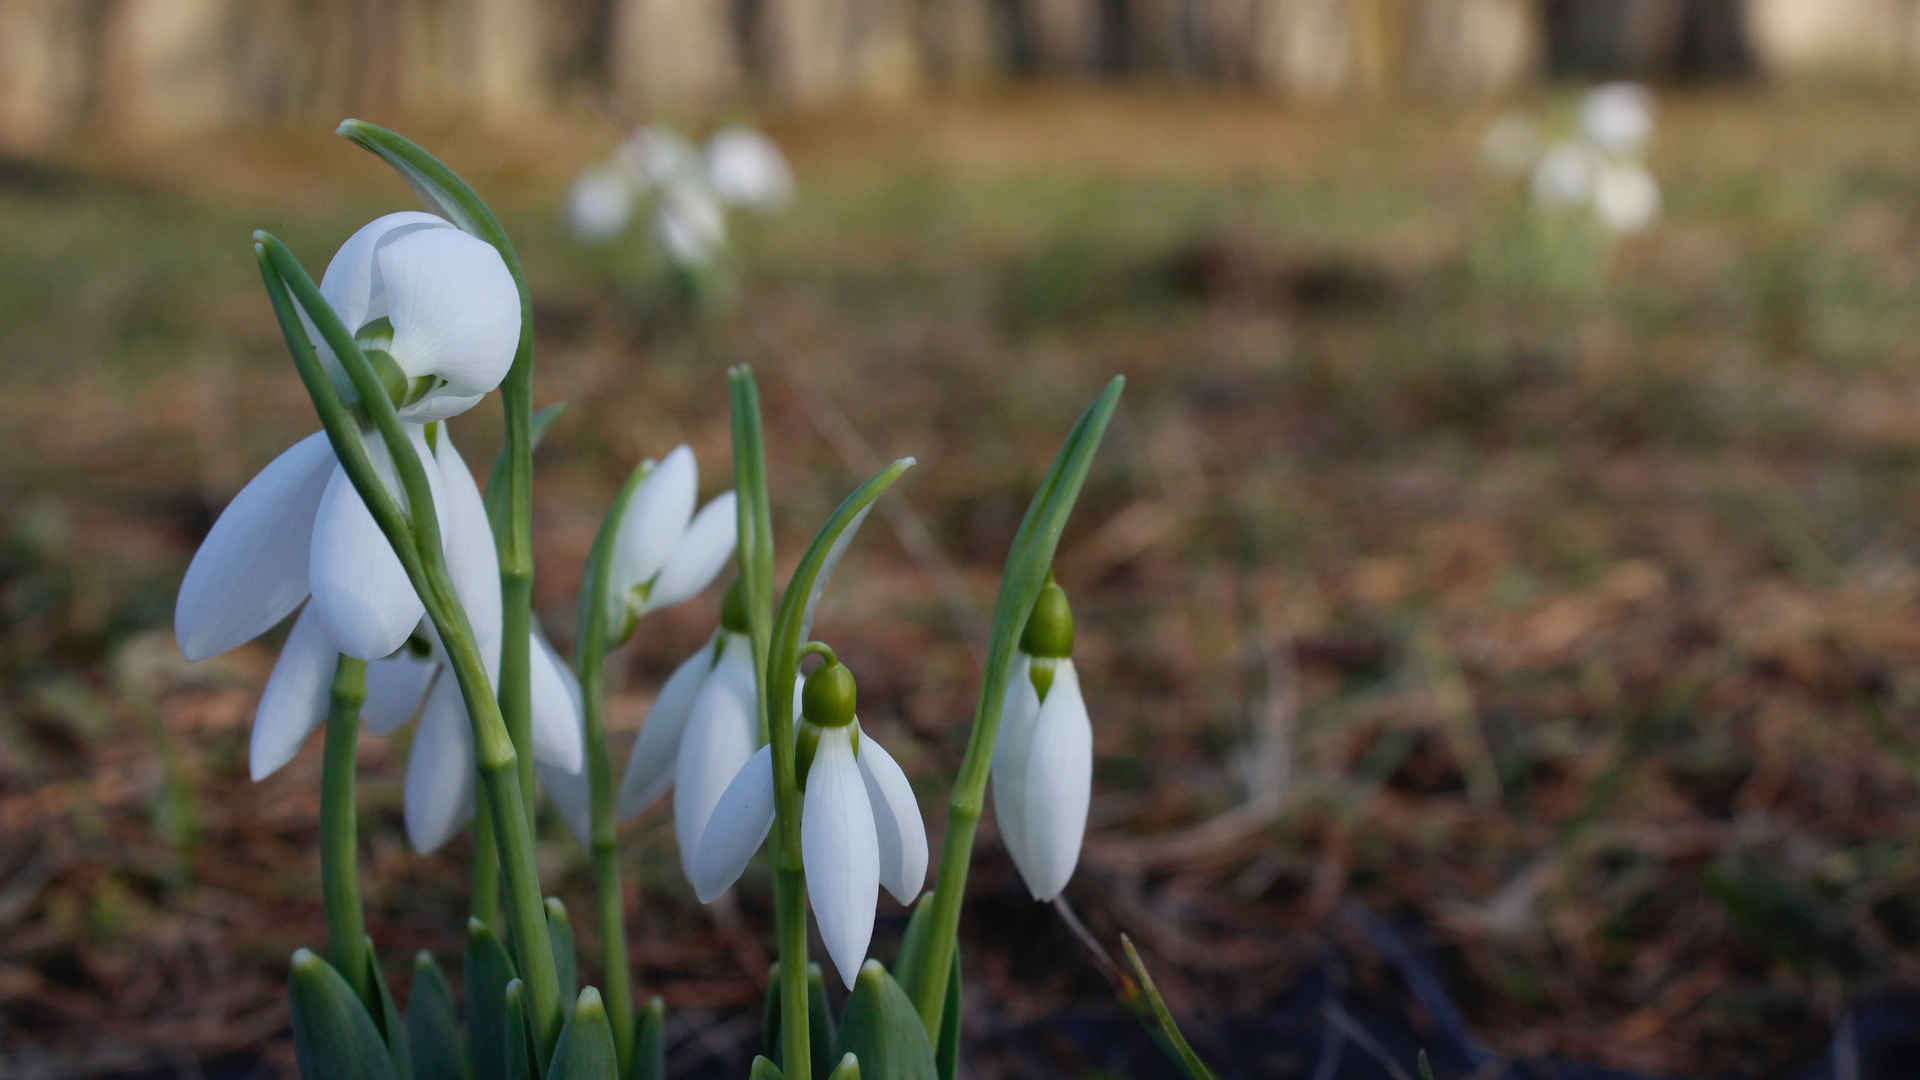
(990, 580, 1092, 901)
(704, 127, 794, 211)
(176, 212, 520, 668)
(692, 654, 927, 988)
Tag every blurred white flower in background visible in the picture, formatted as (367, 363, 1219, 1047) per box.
(1593, 162, 1661, 233)
(1530, 141, 1597, 208)
(1486, 83, 1661, 236)
(1579, 82, 1654, 155)
(653, 180, 728, 270)
(567, 164, 636, 243)
(704, 127, 794, 211)
(618, 127, 701, 189)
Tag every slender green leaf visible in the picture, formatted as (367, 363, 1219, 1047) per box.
(546, 897, 578, 1005)
(626, 998, 666, 1080)
(1419, 1050, 1435, 1080)
(826, 1054, 860, 1080)
(727, 368, 775, 671)
(934, 947, 961, 1080)
(364, 940, 414, 1080)
(407, 952, 467, 1080)
(549, 987, 619, 1080)
(504, 979, 535, 1080)
(749, 1057, 784, 1080)
(336, 120, 522, 272)
(834, 961, 936, 1080)
(289, 948, 400, 1080)
(466, 919, 519, 1080)
(764, 963, 838, 1080)
(1119, 935, 1218, 1080)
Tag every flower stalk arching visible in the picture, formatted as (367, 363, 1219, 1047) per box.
(569, 461, 651, 1072)
(319, 654, 370, 1010)
(254, 234, 565, 1060)
(903, 376, 1123, 1037)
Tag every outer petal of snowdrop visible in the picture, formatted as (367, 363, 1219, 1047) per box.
(689, 744, 778, 903)
(405, 675, 476, 854)
(432, 435, 503, 673)
(671, 635, 759, 879)
(362, 654, 435, 735)
(855, 731, 927, 905)
(1013, 662, 1092, 901)
(609, 446, 697, 618)
(529, 629, 584, 776)
(643, 493, 738, 615)
(802, 726, 880, 989)
(616, 633, 718, 818)
(175, 431, 337, 661)
(381, 228, 522, 422)
(319, 212, 449, 333)
(248, 606, 336, 780)
(308, 428, 436, 662)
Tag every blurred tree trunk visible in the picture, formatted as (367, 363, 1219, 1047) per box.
(0, 0, 101, 149)
(612, 0, 745, 105)
(1748, 0, 1920, 82)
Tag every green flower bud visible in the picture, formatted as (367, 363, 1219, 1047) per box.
(1019, 580, 1075, 660)
(803, 659, 857, 729)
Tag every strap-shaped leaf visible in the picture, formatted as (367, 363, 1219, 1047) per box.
(833, 961, 935, 1080)
(504, 979, 536, 1080)
(466, 919, 519, 1080)
(933, 946, 961, 1080)
(407, 952, 467, 1080)
(289, 948, 401, 1080)
(1120, 935, 1219, 1080)
(762, 963, 838, 1080)
(546, 897, 578, 1006)
(548, 987, 619, 1080)
(626, 997, 666, 1080)
(364, 940, 415, 1080)
(749, 1057, 784, 1080)
(826, 1054, 860, 1080)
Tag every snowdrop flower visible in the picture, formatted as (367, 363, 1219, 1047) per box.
(236, 431, 581, 851)
(1480, 112, 1540, 177)
(653, 181, 728, 270)
(991, 580, 1092, 901)
(690, 656, 927, 988)
(1593, 162, 1661, 233)
(602, 445, 738, 646)
(1530, 141, 1597, 209)
(704, 127, 794, 211)
(1579, 82, 1654, 156)
(618, 127, 701, 190)
(176, 213, 519, 668)
(567, 163, 637, 242)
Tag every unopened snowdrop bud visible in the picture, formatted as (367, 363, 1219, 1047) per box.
(604, 445, 737, 647)
(691, 653, 928, 989)
(991, 579, 1093, 901)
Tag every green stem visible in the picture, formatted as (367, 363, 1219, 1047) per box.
(775, 867, 811, 1080)
(499, 396, 536, 823)
(470, 780, 501, 930)
(577, 643, 636, 1069)
(322, 655, 370, 1008)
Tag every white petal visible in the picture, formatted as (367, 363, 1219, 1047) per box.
(802, 726, 879, 990)
(433, 434, 502, 676)
(616, 631, 719, 818)
(855, 729, 927, 905)
(568, 163, 636, 241)
(990, 653, 1044, 889)
(609, 446, 697, 608)
(1017, 661, 1092, 901)
(704, 127, 793, 210)
(671, 633, 758, 881)
(798, 503, 874, 644)
(361, 654, 435, 734)
(308, 429, 436, 661)
(529, 629, 584, 774)
(405, 674, 477, 854)
(248, 605, 336, 780)
(653, 182, 726, 267)
(381, 227, 521, 417)
(541, 759, 593, 850)
(319, 212, 452, 333)
(175, 431, 335, 661)
(643, 492, 737, 614)
(689, 745, 776, 902)
(617, 128, 699, 188)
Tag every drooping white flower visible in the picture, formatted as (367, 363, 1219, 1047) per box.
(1579, 82, 1654, 156)
(690, 659, 926, 988)
(618, 127, 701, 190)
(1530, 141, 1597, 209)
(567, 163, 637, 242)
(306, 211, 522, 424)
(704, 127, 794, 211)
(989, 581, 1092, 901)
(653, 181, 728, 270)
(1593, 162, 1661, 233)
(603, 445, 737, 643)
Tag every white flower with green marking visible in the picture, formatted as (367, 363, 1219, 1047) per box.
(691, 657, 927, 989)
(991, 581, 1092, 901)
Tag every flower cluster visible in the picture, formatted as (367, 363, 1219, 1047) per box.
(1483, 82, 1662, 234)
(566, 124, 794, 270)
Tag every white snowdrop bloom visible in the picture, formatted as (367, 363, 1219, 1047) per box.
(704, 127, 794, 211)
(1530, 141, 1597, 209)
(567, 163, 637, 242)
(1593, 162, 1661, 233)
(1579, 82, 1654, 155)
(990, 582, 1092, 902)
(238, 433, 582, 851)
(603, 445, 737, 645)
(1480, 112, 1541, 176)
(617, 127, 701, 190)
(306, 211, 521, 425)
(690, 659, 927, 989)
(653, 181, 728, 270)
(176, 214, 518, 667)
